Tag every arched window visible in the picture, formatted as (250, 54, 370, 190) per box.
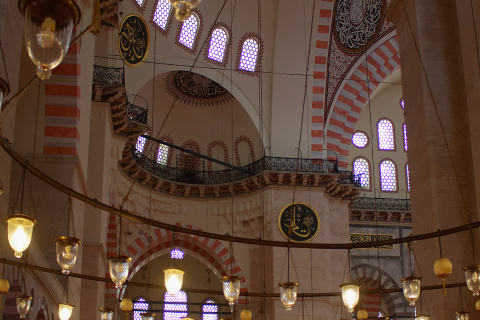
(179, 13, 199, 49)
(202, 299, 218, 320)
(207, 27, 228, 63)
(403, 123, 408, 151)
(157, 143, 170, 165)
(353, 157, 370, 189)
(238, 38, 259, 72)
(164, 291, 188, 320)
(133, 297, 150, 320)
(380, 159, 397, 192)
(152, 0, 172, 30)
(136, 135, 146, 153)
(377, 119, 395, 150)
(406, 163, 410, 191)
(352, 131, 369, 148)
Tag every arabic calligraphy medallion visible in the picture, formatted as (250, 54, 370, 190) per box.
(118, 14, 150, 67)
(278, 202, 320, 243)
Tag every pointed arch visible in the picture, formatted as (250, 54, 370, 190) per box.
(234, 136, 255, 166)
(207, 140, 229, 171)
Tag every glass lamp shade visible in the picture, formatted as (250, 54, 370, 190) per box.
(18, 0, 81, 80)
(164, 267, 185, 295)
(278, 282, 299, 311)
(6, 214, 36, 258)
(221, 275, 242, 311)
(58, 303, 73, 320)
(357, 308, 368, 320)
(99, 308, 114, 320)
(416, 315, 430, 320)
(54, 236, 81, 275)
(107, 255, 131, 290)
(464, 265, 480, 296)
(476, 300, 480, 311)
(0, 77, 9, 110)
(120, 298, 133, 313)
(339, 283, 360, 313)
(0, 278, 10, 295)
(140, 312, 156, 320)
(400, 276, 422, 306)
(434, 257, 453, 278)
(456, 311, 470, 320)
(240, 309, 252, 320)
(169, 0, 201, 21)
(16, 295, 32, 319)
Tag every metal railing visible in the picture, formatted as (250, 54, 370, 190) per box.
(130, 145, 358, 186)
(127, 102, 148, 125)
(93, 65, 124, 86)
(349, 197, 411, 211)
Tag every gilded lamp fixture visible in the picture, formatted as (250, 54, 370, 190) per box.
(54, 236, 81, 275)
(0, 77, 9, 110)
(456, 311, 470, 320)
(401, 276, 422, 306)
(58, 303, 73, 320)
(6, 214, 36, 258)
(278, 247, 300, 311)
(169, 0, 202, 21)
(99, 308, 114, 320)
(107, 254, 132, 291)
(340, 250, 360, 313)
(18, 0, 81, 79)
(221, 275, 241, 312)
(464, 265, 480, 296)
(16, 295, 32, 319)
(120, 298, 134, 314)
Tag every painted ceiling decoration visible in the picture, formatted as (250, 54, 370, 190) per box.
(326, 0, 395, 115)
(165, 71, 234, 107)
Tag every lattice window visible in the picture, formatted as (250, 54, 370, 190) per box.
(380, 160, 397, 192)
(136, 136, 146, 153)
(208, 28, 228, 62)
(157, 143, 170, 165)
(403, 123, 408, 151)
(164, 291, 188, 320)
(202, 299, 218, 320)
(239, 38, 259, 72)
(406, 163, 410, 191)
(377, 119, 395, 150)
(133, 297, 149, 320)
(153, 0, 172, 30)
(352, 131, 369, 148)
(179, 14, 199, 49)
(171, 249, 184, 259)
(353, 157, 370, 189)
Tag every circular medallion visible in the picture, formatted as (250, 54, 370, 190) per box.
(333, 0, 385, 54)
(118, 14, 149, 67)
(278, 202, 320, 243)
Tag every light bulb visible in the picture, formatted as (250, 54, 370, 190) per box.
(59, 303, 73, 320)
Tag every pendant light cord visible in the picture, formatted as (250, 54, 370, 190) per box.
(0, 38, 10, 85)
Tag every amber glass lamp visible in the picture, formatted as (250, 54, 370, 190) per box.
(18, 0, 81, 79)
(17, 295, 32, 319)
(476, 300, 480, 311)
(357, 308, 368, 320)
(6, 214, 36, 258)
(164, 267, 185, 295)
(120, 298, 133, 314)
(107, 255, 131, 291)
(99, 308, 114, 320)
(0, 278, 10, 295)
(169, 0, 202, 21)
(54, 236, 81, 275)
(221, 275, 241, 312)
(434, 256, 452, 297)
(0, 78, 9, 110)
(240, 309, 252, 320)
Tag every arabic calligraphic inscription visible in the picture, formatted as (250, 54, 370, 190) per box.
(118, 14, 150, 67)
(278, 203, 320, 243)
(333, 0, 385, 54)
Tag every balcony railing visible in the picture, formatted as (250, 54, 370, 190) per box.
(349, 197, 411, 211)
(130, 145, 358, 186)
(93, 65, 124, 86)
(127, 102, 148, 125)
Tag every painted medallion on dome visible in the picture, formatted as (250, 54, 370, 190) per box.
(333, 0, 385, 53)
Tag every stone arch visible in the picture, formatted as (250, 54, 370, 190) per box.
(234, 135, 255, 166)
(207, 140, 229, 171)
(324, 35, 401, 168)
(121, 223, 247, 299)
(351, 264, 406, 317)
(180, 140, 202, 170)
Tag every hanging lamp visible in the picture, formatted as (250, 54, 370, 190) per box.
(463, 265, 480, 296)
(58, 276, 74, 320)
(164, 232, 185, 295)
(18, 0, 81, 80)
(401, 276, 422, 306)
(221, 275, 241, 312)
(340, 250, 360, 313)
(0, 77, 9, 110)
(140, 312, 155, 320)
(169, 0, 202, 21)
(434, 235, 452, 297)
(107, 218, 131, 292)
(16, 295, 32, 318)
(0, 278, 9, 295)
(120, 298, 133, 314)
(476, 300, 480, 311)
(99, 308, 114, 320)
(240, 294, 252, 320)
(278, 246, 299, 311)
(357, 308, 368, 320)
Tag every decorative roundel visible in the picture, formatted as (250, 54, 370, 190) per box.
(278, 202, 320, 243)
(118, 14, 150, 67)
(352, 131, 369, 148)
(333, 0, 385, 53)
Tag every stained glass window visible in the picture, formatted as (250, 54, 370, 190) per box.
(202, 299, 218, 320)
(380, 160, 397, 192)
(133, 297, 149, 320)
(136, 136, 146, 153)
(406, 163, 410, 191)
(353, 158, 370, 189)
(352, 131, 369, 148)
(239, 38, 259, 72)
(403, 123, 408, 151)
(164, 291, 188, 320)
(208, 28, 228, 62)
(157, 143, 169, 165)
(179, 14, 199, 49)
(171, 249, 184, 259)
(153, 0, 172, 30)
(377, 119, 395, 150)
